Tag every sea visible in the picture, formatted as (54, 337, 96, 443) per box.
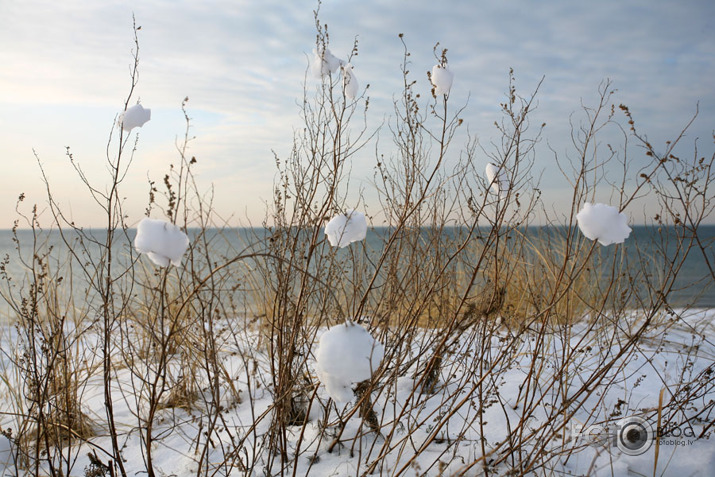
(0, 226, 713, 322)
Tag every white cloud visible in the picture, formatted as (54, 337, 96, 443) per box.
(0, 0, 713, 227)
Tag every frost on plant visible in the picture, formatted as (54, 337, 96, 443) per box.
(431, 64, 453, 96)
(134, 217, 190, 267)
(576, 202, 632, 246)
(315, 323, 384, 403)
(325, 209, 367, 248)
(342, 63, 359, 100)
(119, 103, 151, 132)
(485, 163, 509, 199)
(311, 46, 343, 78)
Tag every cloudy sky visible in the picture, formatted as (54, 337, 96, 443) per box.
(1, 0, 713, 228)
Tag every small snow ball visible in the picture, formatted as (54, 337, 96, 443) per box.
(315, 323, 384, 403)
(325, 209, 367, 248)
(431, 64, 454, 96)
(311, 46, 343, 78)
(134, 218, 190, 267)
(485, 163, 509, 199)
(119, 103, 151, 132)
(342, 63, 359, 100)
(576, 202, 632, 246)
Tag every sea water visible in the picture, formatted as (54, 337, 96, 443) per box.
(0, 225, 712, 323)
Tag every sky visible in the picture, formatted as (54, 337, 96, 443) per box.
(1, 0, 713, 228)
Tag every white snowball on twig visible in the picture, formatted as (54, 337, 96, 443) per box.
(134, 218, 190, 267)
(431, 64, 454, 96)
(311, 46, 343, 78)
(342, 63, 359, 100)
(119, 104, 151, 132)
(325, 210, 367, 248)
(485, 163, 509, 199)
(315, 323, 384, 403)
(576, 202, 632, 246)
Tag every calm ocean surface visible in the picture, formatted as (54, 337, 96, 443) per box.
(0, 226, 713, 315)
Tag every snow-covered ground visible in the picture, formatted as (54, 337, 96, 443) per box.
(0, 308, 713, 476)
